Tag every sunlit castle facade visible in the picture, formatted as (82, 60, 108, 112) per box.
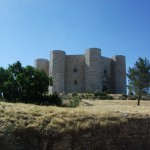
(35, 48, 126, 94)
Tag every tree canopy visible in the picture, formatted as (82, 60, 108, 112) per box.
(0, 61, 52, 103)
(127, 57, 150, 105)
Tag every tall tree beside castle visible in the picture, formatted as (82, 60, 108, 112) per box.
(127, 57, 150, 106)
(0, 61, 51, 102)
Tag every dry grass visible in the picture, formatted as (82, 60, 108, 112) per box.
(80, 99, 150, 115)
(0, 100, 150, 135)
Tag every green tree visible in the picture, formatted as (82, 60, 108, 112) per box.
(127, 57, 150, 106)
(0, 61, 24, 101)
(0, 67, 9, 99)
(0, 61, 52, 103)
(19, 65, 50, 103)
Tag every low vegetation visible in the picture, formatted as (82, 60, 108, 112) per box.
(0, 100, 150, 135)
(62, 94, 82, 108)
(0, 98, 150, 149)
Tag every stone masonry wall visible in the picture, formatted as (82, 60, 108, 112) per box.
(85, 48, 102, 92)
(65, 55, 85, 93)
(101, 56, 112, 91)
(49, 50, 66, 93)
(34, 59, 49, 75)
(112, 55, 126, 94)
(35, 48, 127, 94)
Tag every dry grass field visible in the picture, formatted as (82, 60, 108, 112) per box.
(80, 99, 150, 115)
(0, 99, 150, 135)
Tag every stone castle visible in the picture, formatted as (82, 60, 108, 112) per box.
(35, 48, 126, 94)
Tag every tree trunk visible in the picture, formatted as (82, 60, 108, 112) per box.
(137, 97, 140, 106)
(137, 94, 141, 106)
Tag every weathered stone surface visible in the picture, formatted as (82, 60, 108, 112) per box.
(34, 58, 49, 75)
(35, 48, 126, 94)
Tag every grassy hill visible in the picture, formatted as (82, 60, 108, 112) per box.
(0, 100, 150, 150)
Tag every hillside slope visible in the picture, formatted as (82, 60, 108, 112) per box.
(0, 100, 150, 150)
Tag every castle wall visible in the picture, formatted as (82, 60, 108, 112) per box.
(35, 48, 126, 94)
(112, 55, 126, 94)
(101, 56, 112, 92)
(34, 59, 49, 75)
(85, 48, 102, 92)
(49, 50, 66, 93)
(65, 55, 85, 93)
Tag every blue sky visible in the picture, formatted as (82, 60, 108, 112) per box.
(0, 0, 150, 71)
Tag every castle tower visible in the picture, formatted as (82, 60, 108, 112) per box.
(34, 58, 49, 75)
(85, 48, 102, 92)
(111, 55, 126, 94)
(49, 50, 66, 93)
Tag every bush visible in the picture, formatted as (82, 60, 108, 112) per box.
(97, 95, 113, 100)
(93, 90, 113, 100)
(98, 95, 108, 100)
(40, 92, 62, 106)
(94, 90, 101, 96)
(128, 95, 137, 100)
(85, 93, 93, 99)
(94, 90, 107, 97)
(0, 98, 4, 102)
(105, 90, 111, 94)
(62, 94, 72, 100)
(107, 95, 113, 100)
(92, 96, 97, 99)
(68, 96, 81, 108)
(80, 94, 85, 99)
(141, 96, 150, 100)
(72, 93, 78, 97)
(119, 94, 128, 100)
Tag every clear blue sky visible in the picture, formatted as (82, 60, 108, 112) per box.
(0, 0, 150, 71)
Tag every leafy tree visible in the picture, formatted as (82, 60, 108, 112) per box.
(127, 57, 150, 106)
(0, 67, 9, 99)
(19, 65, 50, 103)
(0, 61, 52, 103)
(0, 61, 25, 101)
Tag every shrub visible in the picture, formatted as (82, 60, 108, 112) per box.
(93, 90, 112, 100)
(128, 95, 137, 100)
(68, 96, 81, 108)
(94, 90, 107, 97)
(94, 90, 101, 96)
(119, 94, 128, 100)
(105, 90, 111, 94)
(92, 96, 97, 99)
(107, 95, 113, 100)
(141, 96, 150, 100)
(85, 93, 93, 99)
(80, 94, 85, 99)
(62, 94, 72, 100)
(128, 92, 134, 95)
(98, 95, 108, 100)
(72, 93, 78, 97)
(40, 92, 62, 106)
